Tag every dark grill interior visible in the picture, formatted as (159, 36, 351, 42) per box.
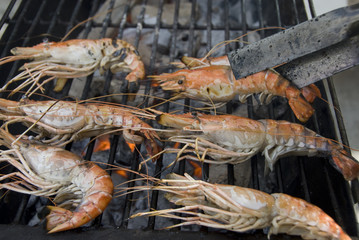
(0, 0, 358, 238)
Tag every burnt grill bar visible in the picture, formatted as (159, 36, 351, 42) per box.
(80, 1, 101, 101)
(179, 0, 197, 176)
(145, 0, 165, 230)
(249, 0, 263, 191)
(224, 0, 235, 186)
(0, 0, 358, 238)
(272, 0, 287, 196)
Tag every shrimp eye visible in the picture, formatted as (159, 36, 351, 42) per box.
(178, 79, 184, 84)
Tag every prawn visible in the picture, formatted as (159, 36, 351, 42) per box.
(130, 173, 350, 240)
(148, 111, 359, 181)
(0, 97, 160, 157)
(0, 128, 113, 233)
(0, 38, 145, 96)
(175, 55, 321, 104)
(150, 56, 320, 122)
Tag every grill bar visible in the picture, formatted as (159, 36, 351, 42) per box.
(249, 0, 263, 191)
(5, 0, 47, 83)
(0, 0, 16, 30)
(271, 0, 285, 195)
(242, 0, 263, 193)
(327, 76, 359, 201)
(224, 0, 235, 186)
(291, 0, 311, 204)
(0, 0, 29, 59)
(179, 0, 197, 176)
(12, 195, 29, 224)
(47, 0, 66, 34)
(145, 0, 165, 230)
(327, 72, 358, 234)
(65, 0, 83, 35)
(80, 0, 101, 101)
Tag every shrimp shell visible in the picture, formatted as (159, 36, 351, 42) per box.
(130, 173, 350, 240)
(0, 98, 160, 157)
(151, 55, 321, 122)
(0, 129, 113, 233)
(155, 112, 359, 181)
(0, 38, 145, 95)
(178, 55, 321, 104)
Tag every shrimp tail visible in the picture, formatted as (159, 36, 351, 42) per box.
(301, 84, 321, 103)
(46, 206, 76, 233)
(46, 206, 92, 233)
(47, 186, 113, 233)
(331, 148, 359, 181)
(286, 86, 314, 122)
(271, 193, 351, 240)
(46, 163, 113, 233)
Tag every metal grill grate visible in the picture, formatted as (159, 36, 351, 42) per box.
(0, 0, 358, 238)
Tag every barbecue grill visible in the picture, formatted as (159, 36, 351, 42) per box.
(0, 0, 358, 239)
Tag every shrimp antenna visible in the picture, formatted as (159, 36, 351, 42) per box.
(62, 4, 125, 41)
(203, 27, 286, 60)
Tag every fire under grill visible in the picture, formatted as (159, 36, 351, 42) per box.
(0, 0, 358, 239)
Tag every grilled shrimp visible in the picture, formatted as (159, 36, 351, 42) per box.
(176, 55, 322, 104)
(130, 173, 350, 240)
(0, 98, 160, 156)
(151, 55, 320, 122)
(0, 128, 113, 233)
(0, 38, 145, 95)
(153, 112, 359, 181)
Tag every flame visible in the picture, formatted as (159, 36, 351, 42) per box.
(126, 141, 136, 152)
(93, 134, 111, 152)
(188, 160, 202, 178)
(173, 142, 181, 149)
(151, 80, 159, 87)
(173, 143, 202, 178)
(116, 170, 129, 179)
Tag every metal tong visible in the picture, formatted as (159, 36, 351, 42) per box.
(227, 4, 359, 88)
